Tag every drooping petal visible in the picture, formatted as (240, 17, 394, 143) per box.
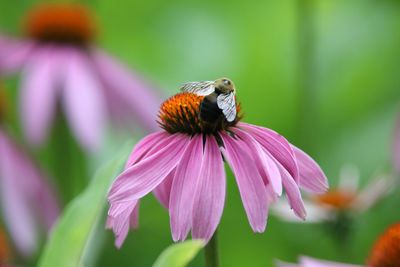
(0, 37, 34, 75)
(62, 48, 107, 151)
(221, 133, 267, 232)
(92, 50, 163, 132)
(129, 201, 140, 229)
(125, 131, 167, 168)
(291, 145, 328, 194)
(107, 200, 137, 248)
(108, 134, 190, 202)
(192, 135, 226, 242)
(276, 160, 306, 220)
(0, 130, 59, 256)
(233, 127, 282, 196)
(169, 135, 203, 241)
(153, 169, 175, 209)
(270, 199, 331, 223)
(239, 122, 299, 183)
(20, 46, 61, 146)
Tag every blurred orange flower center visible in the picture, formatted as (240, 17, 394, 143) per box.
(24, 4, 96, 45)
(0, 88, 9, 123)
(368, 223, 400, 267)
(314, 190, 356, 210)
(158, 92, 240, 135)
(0, 227, 11, 263)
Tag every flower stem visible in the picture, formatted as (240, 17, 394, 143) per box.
(49, 111, 88, 204)
(296, 0, 317, 152)
(204, 231, 219, 267)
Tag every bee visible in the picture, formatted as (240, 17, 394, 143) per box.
(180, 78, 236, 123)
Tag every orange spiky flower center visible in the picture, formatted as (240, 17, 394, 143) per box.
(24, 3, 96, 45)
(314, 189, 356, 210)
(0, 227, 11, 263)
(158, 92, 240, 135)
(368, 223, 400, 267)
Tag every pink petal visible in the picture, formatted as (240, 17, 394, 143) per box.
(114, 223, 130, 248)
(130, 202, 140, 229)
(107, 200, 137, 248)
(292, 145, 328, 194)
(221, 133, 267, 232)
(0, 132, 37, 256)
(300, 256, 364, 267)
(233, 127, 282, 196)
(62, 48, 107, 152)
(107, 201, 140, 248)
(239, 122, 299, 183)
(0, 129, 59, 256)
(275, 260, 299, 267)
(153, 169, 175, 209)
(92, 50, 163, 132)
(20, 47, 61, 146)
(169, 135, 203, 241)
(108, 134, 190, 202)
(192, 136, 226, 242)
(275, 160, 306, 219)
(0, 37, 34, 75)
(125, 131, 167, 168)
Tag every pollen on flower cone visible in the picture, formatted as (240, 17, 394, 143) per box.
(158, 92, 241, 135)
(158, 92, 204, 134)
(24, 3, 96, 44)
(314, 190, 355, 210)
(368, 223, 400, 267)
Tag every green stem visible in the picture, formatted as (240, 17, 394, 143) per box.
(204, 231, 219, 267)
(296, 0, 317, 152)
(49, 112, 88, 205)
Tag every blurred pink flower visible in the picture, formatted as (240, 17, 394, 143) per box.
(0, 128, 59, 257)
(271, 165, 393, 223)
(0, 3, 163, 151)
(276, 256, 363, 267)
(107, 92, 328, 248)
(276, 223, 400, 267)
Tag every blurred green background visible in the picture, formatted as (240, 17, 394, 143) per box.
(1, 0, 400, 266)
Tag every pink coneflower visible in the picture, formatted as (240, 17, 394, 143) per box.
(0, 128, 60, 257)
(0, 3, 162, 151)
(107, 79, 328, 247)
(276, 256, 363, 267)
(276, 223, 400, 267)
(271, 165, 393, 223)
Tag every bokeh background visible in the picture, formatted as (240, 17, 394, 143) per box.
(1, 0, 400, 266)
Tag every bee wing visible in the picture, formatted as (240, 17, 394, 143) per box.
(217, 92, 236, 122)
(180, 81, 215, 96)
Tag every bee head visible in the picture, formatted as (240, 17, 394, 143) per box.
(215, 78, 235, 94)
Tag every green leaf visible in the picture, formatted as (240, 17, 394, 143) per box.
(38, 142, 133, 267)
(153, 240, 205, 267)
